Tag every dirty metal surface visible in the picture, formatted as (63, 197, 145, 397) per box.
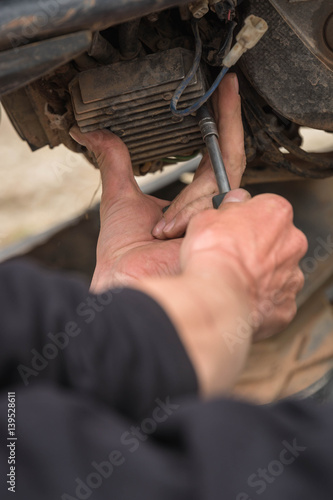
(0, 31, 91, 96)
(241, 0, 333, 132)
(269, 0, 333, 72)
(238, 68, 333, 180)
(0, 0, 190, 51)
(2, 63, 80, 152)
(71, 48, 206, 167)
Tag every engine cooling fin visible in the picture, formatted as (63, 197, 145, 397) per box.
(70, 48, 207, 170)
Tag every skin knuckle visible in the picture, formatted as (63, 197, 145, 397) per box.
(289, 229, 308, 260)
(288, 269, 304, 293)
(278, 301, 297, 329)
(296, 230, 309, 256)
(286, 301, 298, 323)
(298, 270, 305, 291)
(258, 194, 293, 218)
(275, 196, 293, 218)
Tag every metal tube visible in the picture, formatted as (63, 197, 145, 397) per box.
(205, 134, 231, 194)
(0, 0, 190, 51)
(119, 20, 142, 60)
(197, 105, 231, 196)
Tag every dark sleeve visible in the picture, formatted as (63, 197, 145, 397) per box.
(0, 261, 198, 421)
(2, 383, 333, 499)
(1, 262, 333, 500)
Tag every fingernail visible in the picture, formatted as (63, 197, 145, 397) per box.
(152, 219, 166, 237)
(164, 219, 175, 233)
(223, 189, 251, 204)
(232, 75, 239, 95)
(69, 127, 85, 146)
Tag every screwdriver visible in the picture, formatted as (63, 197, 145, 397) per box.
(197, 105, 231, 209)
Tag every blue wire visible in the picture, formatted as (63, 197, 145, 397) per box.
(170, 21, 202, 117)
(170, 23, 230, 117)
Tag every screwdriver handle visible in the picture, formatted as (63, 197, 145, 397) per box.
(212, 193, 228, 209)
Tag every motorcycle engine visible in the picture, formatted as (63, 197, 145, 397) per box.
(1, 0, 333, 180)
(70, 48, 207, 171)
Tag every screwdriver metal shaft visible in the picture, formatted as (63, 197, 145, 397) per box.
(197, 105, 231, 208)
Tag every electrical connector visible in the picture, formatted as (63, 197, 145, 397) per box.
(223, 15, 268, 68)
(189, 0, 209, 19)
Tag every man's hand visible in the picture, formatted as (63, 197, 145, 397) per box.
(139, 195, 308, 397)
(181, 194, 308, 341)
(152, 73, 246, 239)
(70, 73, 308, 397)
(70, 74, 244, 293)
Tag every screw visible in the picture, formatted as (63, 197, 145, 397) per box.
(163, 92, 173, 101)
(171, 115, 184, 123)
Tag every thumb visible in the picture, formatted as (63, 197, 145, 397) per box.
(219, 188, 252, 208)
(69, 126, 139, 198)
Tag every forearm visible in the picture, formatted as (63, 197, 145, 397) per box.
(135, 271, 253, 398)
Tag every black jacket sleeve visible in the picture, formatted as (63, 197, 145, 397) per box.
(0, 261, 198, 421)
(1, 261, 333, 500)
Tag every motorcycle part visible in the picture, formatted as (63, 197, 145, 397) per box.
(0, 31, 91, 96)
(0, 0, 191, 51)
(1, 1, 332, 180)
(70, 47, 207, 169)
(189, 1, 210, 19)
(268, 0, 333, 72)
(241, 0, 333, 132)
(222, 14, 268, 67)
(170, 15, 268, 118)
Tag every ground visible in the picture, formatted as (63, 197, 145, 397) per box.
(0, 107, 102, 248)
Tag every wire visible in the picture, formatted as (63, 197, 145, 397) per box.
(170, 21, 230, 117)
(217, 21, 237, 60)
(169, 20, 203, 118)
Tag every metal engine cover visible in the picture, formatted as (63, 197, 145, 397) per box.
(240, 0, 333, 132)
(70, 48, 206, 170)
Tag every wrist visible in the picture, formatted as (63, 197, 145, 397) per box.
(135, 270, 253, 398)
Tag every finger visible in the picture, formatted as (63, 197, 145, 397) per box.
(216, 74, 246, 189)
(153, 188, 252, 239)
(152, 75, 245, 229)
(152, 193, 217, 240)
(69, 126, 139, 199)
(155, 160, 217, 225)
(213, 189, 252, 215)
(288, 267, 305, 295)
(220, 189, 252, 206)
(293, 228, 309, 262)
(254, 299, 298, 341)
